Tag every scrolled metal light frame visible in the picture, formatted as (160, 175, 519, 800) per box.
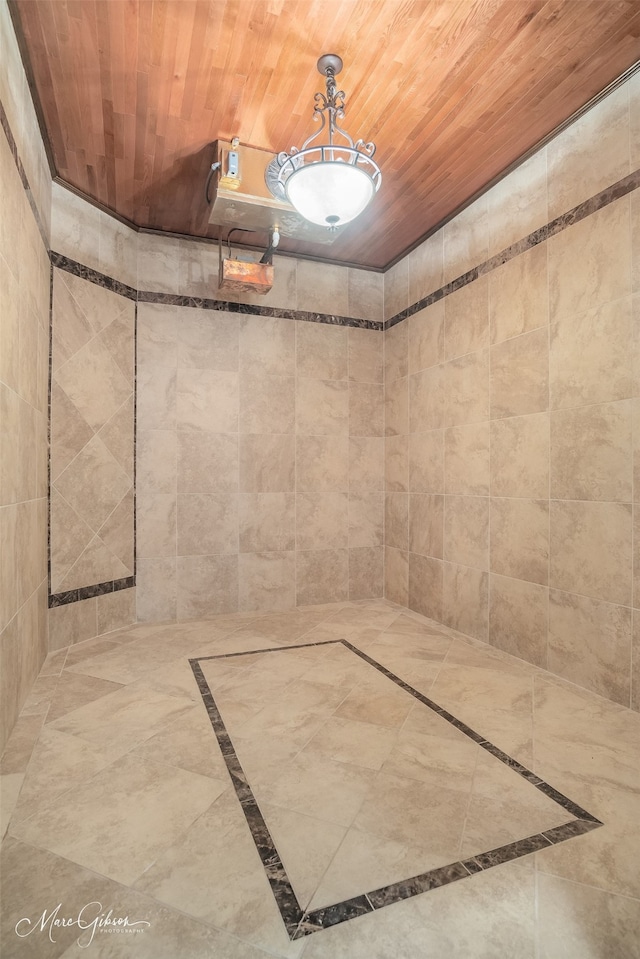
(271, 54, 382, 229)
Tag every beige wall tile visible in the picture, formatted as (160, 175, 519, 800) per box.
(444, 422, 489, 495)
(296, 260, 349, 316)
(385, 435, 408, 492)
(176, 555, 238, 619)
(349, 547, 383, 601)
(349, 436, 384, 492)
(98, 212, 138, 289)
(445, 349, 490, 426)
(54, 435, 131, 538)
(48, 600, 98, 652)
(548, 589, 631, 706)
(350, 382, 384, 436)
(296, 492, 349, 550)
(296, 549, 349, 605)
(176, 310, 238, 371)
(409, 302, 444, 374)
(348, 270, 384, 324)
(489, 574, 548, 667)
(238, 493, 295, 553)
(547, 85, 630, 220)
(176, 370, 238, 433)
(137, 431, 177, 495)
(444, 495, 489, 570)
(384, 321, 408, 382)
(634, 398, 640, 504)
(176, 238, 216, 299)
(489, 243, 548, 345)
(179, 432, 238, 494)
(385, 377, 409, 436)
(409, 366, 444, 433)
(239, 373, 294, 434)
(239, 315, 295, 376)
(384, 258, 409, 321)
(239, 434, 294, 493)
(444, 276, 489, 360)
(487, 150, 548, 257)
(409, 493, 444, 559)
(177, 493, 238, 555)
(409, 430, 444, 493)
(55, 337, 131, 435)
(297, 378, 349, 435)
(136, 558, 176, 623)
(297, 435, 349, 492)
(97, 588, 136, 636)
(384, 547, 408, 606)
(491, 413, 549, 499)
(490, 328, 548, 419)
(138, 233, 180, 293)
(633, 612, 640, 712)
(548, 198, 631, 320)
(349, 492, 384, 548)
(136, 367, 176, 431)
(550, 500, 632, 605)
(385, 492, 409, 551)
(409, 553, 443, 621)
(490, 498, 549, 586)
(408, 230, 444, 305)
(348, 327, 383, 383)
(297, 322, 348, 380)
(136, 494, 176, 558)
(137, 304, 178, 370)
(549, 296, 633, 410)
(238, 552, 296, 612)
(550, 401, 632, 502)
(632, 191, 640, 295)
(443, 563, 489, 641)
(443, 194, 489, 283)
(635, 506, 640, 610)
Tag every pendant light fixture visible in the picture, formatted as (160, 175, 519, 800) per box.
(266, 54, 382, 231)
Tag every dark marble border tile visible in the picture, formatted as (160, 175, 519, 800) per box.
(136, 289, 382, 330)
(48, 577, 135, 609)
(50, 251, 138, 301)
(0, 96, 49, 251)
(191, 638, 602, 940)
(385, 169, 640, 330)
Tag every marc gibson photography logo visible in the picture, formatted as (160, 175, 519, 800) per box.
(15, 901, 151, 948)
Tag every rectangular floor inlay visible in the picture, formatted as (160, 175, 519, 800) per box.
(190, 639, 603, 940)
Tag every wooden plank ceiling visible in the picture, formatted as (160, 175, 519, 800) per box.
(11, 0, 640, 270)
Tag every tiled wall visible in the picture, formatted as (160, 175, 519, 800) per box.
(48, 265, 136, 650)
(50, 185, 385, 622)
(384, 75, 640, 711)
(136, 303, 384, 619)
(0, 1, 51, 751)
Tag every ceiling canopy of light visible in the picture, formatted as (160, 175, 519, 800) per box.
(267, 54, 382, 231)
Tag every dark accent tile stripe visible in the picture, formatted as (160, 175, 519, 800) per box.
(50, 252, 138, 301)
(48, 577, 135, 608)
(191, 638, 602, 940)
(0, 96, 48, 250)
(385, 168, 640, 330)
(340, 640, 602, 824)
(136, 289, 383, 330)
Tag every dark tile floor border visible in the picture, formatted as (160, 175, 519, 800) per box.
(190, 639, 602, 940)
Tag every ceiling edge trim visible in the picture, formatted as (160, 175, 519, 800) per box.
(383, 58, 640, 274)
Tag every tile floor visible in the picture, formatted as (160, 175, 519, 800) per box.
(1, 600, 639, 958)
